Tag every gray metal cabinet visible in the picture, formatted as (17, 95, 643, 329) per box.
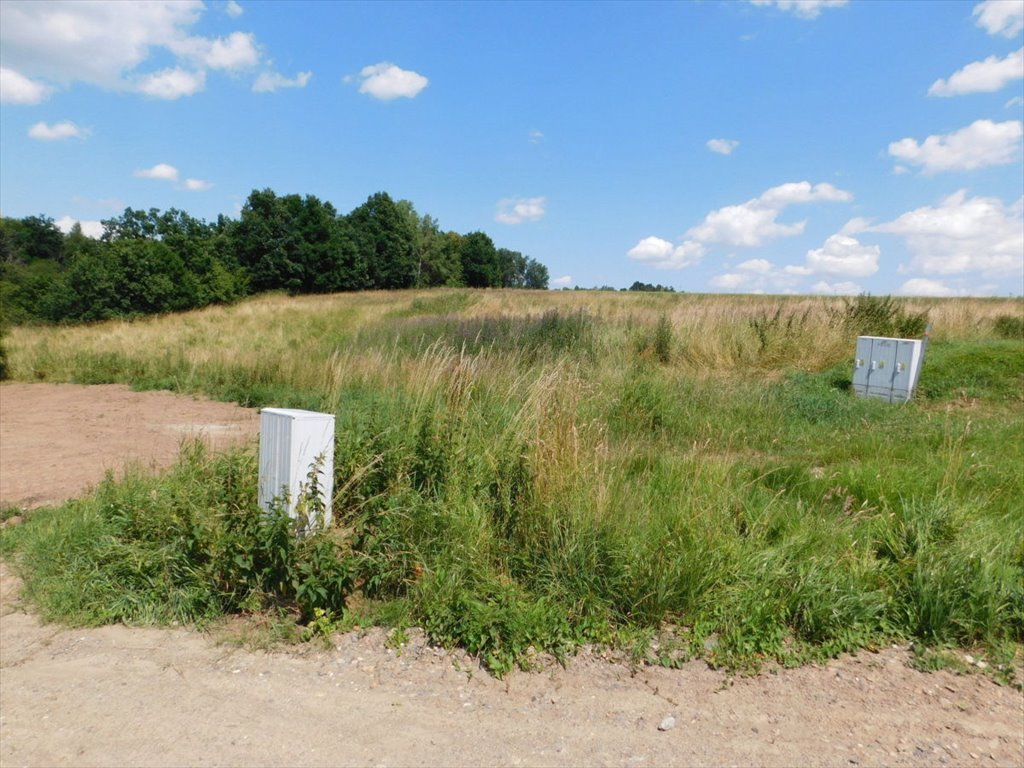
(853, 336, 924, 403)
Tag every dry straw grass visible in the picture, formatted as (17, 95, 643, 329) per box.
(7, 289, 1021, 388)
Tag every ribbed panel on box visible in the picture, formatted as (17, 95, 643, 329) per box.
(258, 408, 334, 530)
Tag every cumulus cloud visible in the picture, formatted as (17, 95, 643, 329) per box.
(0, 1, 275, 100)
(355, 62, 428, 100)
(888, 119, 1022, 173)
(626, 237, 705, 269)
(183, 31, 260, 71)
(736, 258, 773, 273)
(551, 275, 572, 288)
(811, 280, 862, 295)
(184, 178, 212, 191)
(870, 190, 1024, 277)
(709, 273, 750, 289)
(625, 181, 851, 271)
(225, 0, 243, 17)
(707, 138, 739, 155)
(136, 67, 206, 99)
(929, 48, 1023, 97)
(253, 70, 311, 93)
(898, 278, 956, 297)
(839, 217, 872, 235)
(973, 0, 1024, 37)
(28, 120, 85, 140)
(54, 216, 104, 239)
(804, 234, 880, 277)
(134, 163, 179, 181)
(495, 197, 546, 224)
(0, 66, 51, 104)
(748, 0, 848, 20)
(686, 181, 852, 247)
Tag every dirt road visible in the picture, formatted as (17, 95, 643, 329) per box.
(1, 383, 1021, 767)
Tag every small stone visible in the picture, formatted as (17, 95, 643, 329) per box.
(658, 716, 676, 732)
(975, 660, 988, 670)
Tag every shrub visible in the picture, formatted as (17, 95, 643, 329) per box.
(993, 314, 1024, 340)
(829, 294, 928, 339)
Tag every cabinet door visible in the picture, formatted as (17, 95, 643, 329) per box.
(867, 338, 898, 401)
(892, 340, 919, 402)
(852, 337, 873, 396)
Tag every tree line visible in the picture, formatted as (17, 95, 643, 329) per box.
(0, 189, 550, 325)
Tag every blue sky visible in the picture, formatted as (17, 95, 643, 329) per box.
(1, 0, 1022, 296)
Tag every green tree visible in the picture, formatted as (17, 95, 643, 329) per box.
(348, 192, 417, 289)
(234, 189, 305, 293)
(496, 248, 528, 288)
(523, 258, 549, 290)
(460, 231, 499, 288)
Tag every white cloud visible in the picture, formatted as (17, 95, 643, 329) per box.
(195, 31, 259, 71)
(710, 273, 749, 289)
(737, 258, 773, 273)
(0, 66, 51, 104)
(812, 280, 862, 295)
(225, 0, 243, 17)
(973, 0, 1024, 37)
(625, 180, 851, 273)
(757, 181, 851, 206)
(356, 62, 428, 100)
(748, 0, 848, 20)
(626, 237, 705, 269)
(898, 278, 955, 297)
(495, 197, 546, 224)
(135, 163, 179, 181)
(136, 67, 206, 99)
(0, 1, 274, 100)
(1007, 96, 1024, 108)
(627, 237, 674, 263)
(529, 129, 544, 144)
(54, 216, 103, 239)
(893, 165, 911, 175)
(929, 48, 1023, 97)
(28, 120, 85, 140)
(551, 275, 572, 288)
(707, 138, 739, 155)
(686, 181, 852, 247)
(871, 190, 1024, 278)
(839, 216, 871, 235)
(888, 119, 1022, 173)
(184, 178, 212, 191)
(804, 234, 880, 277)
(253, 70, 311, 93)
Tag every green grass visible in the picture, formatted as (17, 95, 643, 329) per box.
(2, 291, 1022, 677)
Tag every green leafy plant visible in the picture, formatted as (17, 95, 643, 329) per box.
(829, 293, 928, 339)
(301, 607, 342, 644)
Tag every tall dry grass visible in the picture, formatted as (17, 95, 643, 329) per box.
(2, 288, 1022, 674)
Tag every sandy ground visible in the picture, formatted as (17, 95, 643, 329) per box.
(1, 383, 1022, 768)
(0, 383, 260, 510)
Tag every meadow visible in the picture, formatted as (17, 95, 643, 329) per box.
(2, 290, 1022, 676)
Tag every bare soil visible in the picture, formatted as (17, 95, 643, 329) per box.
(1, 383, 1022, 768)
(0, 383, 260, 510)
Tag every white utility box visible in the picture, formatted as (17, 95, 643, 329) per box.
(258, 408, 335, 530)
(852, 336, 924, 403)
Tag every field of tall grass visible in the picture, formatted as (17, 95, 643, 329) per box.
(3, 290, 1022, 676)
